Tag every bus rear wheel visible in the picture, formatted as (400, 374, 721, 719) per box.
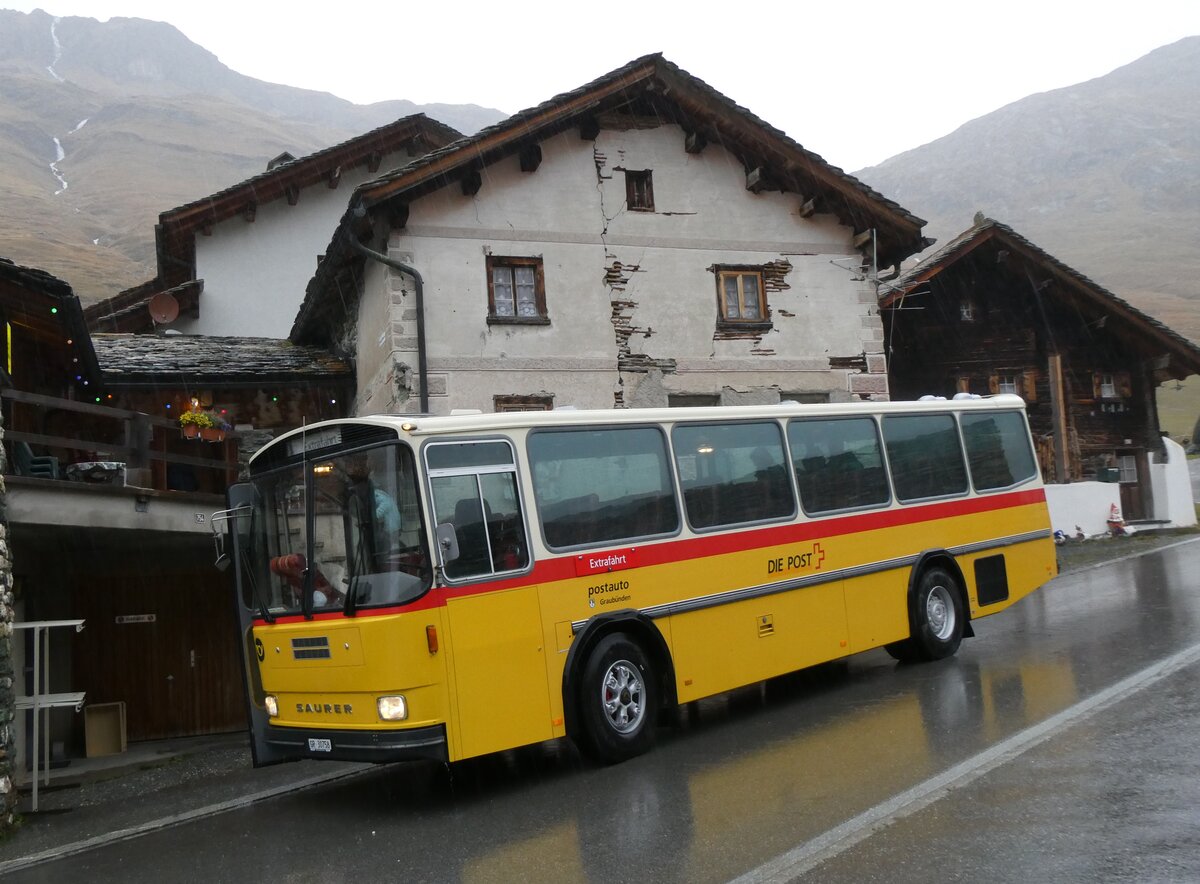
(886, 566, 965, 663)
(577, 634, 658, 764)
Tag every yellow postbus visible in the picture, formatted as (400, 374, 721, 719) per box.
(219, 396, 1056, 766)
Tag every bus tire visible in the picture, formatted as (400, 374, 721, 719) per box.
(577, 634, 658, 764)
(908, 566, 965, 661)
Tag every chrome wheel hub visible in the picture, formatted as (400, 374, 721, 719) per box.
(601, 659, 644, 734)
(927, 584, 955, 641)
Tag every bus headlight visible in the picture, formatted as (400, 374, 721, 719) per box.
(377, 695, 408, 721)
(264, 695, 279, 717)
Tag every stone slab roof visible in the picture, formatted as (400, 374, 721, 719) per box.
(93, 334, 352, 386)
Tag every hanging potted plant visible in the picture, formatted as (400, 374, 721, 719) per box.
(200, 415, 232, 443)
(179, 410, 215, 439)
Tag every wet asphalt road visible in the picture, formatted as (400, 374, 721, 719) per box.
(12, 539, 1200, 883)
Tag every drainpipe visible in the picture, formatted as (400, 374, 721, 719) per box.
(344, 228, 429, 414)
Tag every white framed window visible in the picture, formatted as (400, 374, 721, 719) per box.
(998, 375, 1018, 395)
(1100, 374, 1117, 398)
(1117, 454, 1137, 483)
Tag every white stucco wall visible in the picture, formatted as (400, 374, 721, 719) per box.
(1150, 436, 1198, 527)
(357, 125, 885, 415)
(177, 149, 418, 338)
(1045, 482, 1122, 537)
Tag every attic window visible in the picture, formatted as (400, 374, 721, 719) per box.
(959, 299, 977, 322)
(625, 170, 654, 212)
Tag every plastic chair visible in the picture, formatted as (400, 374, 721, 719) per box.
(12, 441, 59, 479)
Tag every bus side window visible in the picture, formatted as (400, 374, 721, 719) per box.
(428, 442, 529, 581)
(789, 417, 889, 514)
(882, 413, 969, 502)
(961, 411, 1036, 491)
(528, 427, 678, 550)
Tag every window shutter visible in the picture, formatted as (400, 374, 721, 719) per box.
(988, 373, 999, 395)
(957, 376, 971, 394)
(1092, 372, 1103, 399)
(1022, 369, 1038, 402)
(1117, 371, 1133, 398)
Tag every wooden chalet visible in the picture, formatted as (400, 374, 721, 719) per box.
(881, 217, 1200, 520)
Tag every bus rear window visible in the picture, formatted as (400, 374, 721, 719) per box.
(882, 414, 969, 502)
(528, 427, 679, 549)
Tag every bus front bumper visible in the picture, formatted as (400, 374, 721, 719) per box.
(264, 723, 448, 763)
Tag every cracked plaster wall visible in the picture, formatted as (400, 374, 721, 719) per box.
(349, 125, 887, 414)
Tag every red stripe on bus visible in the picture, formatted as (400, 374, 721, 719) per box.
(258, 488, 1046, 624)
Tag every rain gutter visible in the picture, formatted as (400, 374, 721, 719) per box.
(344, 230, 429, 414)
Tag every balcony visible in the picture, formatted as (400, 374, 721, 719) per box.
(3, 388, 231, 534)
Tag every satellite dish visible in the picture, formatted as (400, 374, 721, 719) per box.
(148, 292, 180, 325)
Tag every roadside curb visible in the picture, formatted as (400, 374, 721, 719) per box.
(0, 764, 372, 875)
(1059, 534, 1200, 577)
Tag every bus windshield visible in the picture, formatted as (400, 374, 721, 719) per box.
(246, 443, 432, 616)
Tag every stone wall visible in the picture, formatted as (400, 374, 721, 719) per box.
(0, 422, 15, 831)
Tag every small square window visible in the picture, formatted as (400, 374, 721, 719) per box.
(960, 300, 976, 322)
(487, 256, 548, 324)
(668, 394, 721, 408)
(625, 170, 654, 212)
(781, 392, 830, 404)
(1100, 374, 1117, 398)
(494, 395, 553, 413)
(998, 375, 1018, 395)
(717, 269, 768, 325)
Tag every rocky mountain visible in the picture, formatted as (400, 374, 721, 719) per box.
(0, 8, 506, 301)
(855, 36, 1200, 347)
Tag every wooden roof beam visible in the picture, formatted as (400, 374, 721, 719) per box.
(745, 166, 771, 194)
(461, 167, 483, 197)
(519, 144, 543, 173)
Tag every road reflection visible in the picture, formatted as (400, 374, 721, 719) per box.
(25, 542, 1199, 884)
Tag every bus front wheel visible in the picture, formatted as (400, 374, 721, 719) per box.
(886, 566, 965, 663)
(577, 634, 658, 764)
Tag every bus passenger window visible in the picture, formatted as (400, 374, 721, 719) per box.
(788, 417, 889, 514)
(882, 414, 969, 502)
(961, 411, 1037, 491)
(528, 427, 678, 549)
(672, 421, 794, 529)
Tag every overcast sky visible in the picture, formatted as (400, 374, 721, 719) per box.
(9, 1, 1200, 171)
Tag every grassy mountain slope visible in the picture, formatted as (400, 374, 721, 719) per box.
(855, 36, 1200, 438)
(0, 8, 505, 301)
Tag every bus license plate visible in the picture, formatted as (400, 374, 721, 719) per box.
(308, 738, 332, 753)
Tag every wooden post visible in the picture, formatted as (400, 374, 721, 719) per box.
(1047, 353, 1070, 482)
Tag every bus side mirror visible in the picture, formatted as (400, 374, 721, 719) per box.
(436, 522, 460, 564)
(213, 531, 230, 571)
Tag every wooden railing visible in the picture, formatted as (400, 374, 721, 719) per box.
(2, 388, 236, 493)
